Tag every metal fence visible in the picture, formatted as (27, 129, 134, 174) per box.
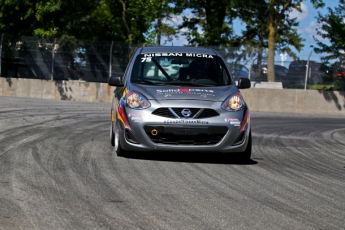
(0, 34, 142, 83)
(0, 33, 344, 90)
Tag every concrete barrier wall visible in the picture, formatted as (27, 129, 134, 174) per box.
(0, 77, 113, 103)
(1, 77, 344, 116)
(241, 88, 345, 116)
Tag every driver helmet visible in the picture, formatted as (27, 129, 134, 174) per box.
(188, 58, 208, 79)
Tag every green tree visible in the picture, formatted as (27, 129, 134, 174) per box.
(0, 0, 100, 38)
(179, 0, 240, 47)
(177, 0, 324, 83)
(264, 0, 324, 82)
(313, 0, 345, 90)
(34, 0, 99, 38)
(0, 0, 37, 36)
(144, 0, 186, 46)
(313, 0, 345, 63)
(87, 2, 118, 41)
(237, 0, 305, 81)
(0, 0, 155, 43)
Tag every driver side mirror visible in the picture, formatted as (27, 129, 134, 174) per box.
(108, 73, 124, 86)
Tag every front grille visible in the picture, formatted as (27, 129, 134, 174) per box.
(152, 107, 219, 119)
(196, 109, 219, 118)
(144, 125, 227, 145)
(152, 108, 175, 118)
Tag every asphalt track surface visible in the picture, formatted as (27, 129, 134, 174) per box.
(0, 96, 344, 230)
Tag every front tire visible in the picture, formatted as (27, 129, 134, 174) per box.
(110, 123, 115, 146)
(239, 131, 252, 161)
(114, 127, 127, 157)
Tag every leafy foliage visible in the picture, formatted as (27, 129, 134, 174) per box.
(312, 0, 345, 91)
(236, 0, 308, 81)
(144, 0, 186, 45)
(179, 0, 239, 47)
(0, 0, 328, 71)
(313, 0, 345, 63)
(0, 0, 37, 35)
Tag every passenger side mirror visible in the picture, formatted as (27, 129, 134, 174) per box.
(237, 78, 251, 89)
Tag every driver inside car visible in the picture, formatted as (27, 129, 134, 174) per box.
(188, 59, 209, 81)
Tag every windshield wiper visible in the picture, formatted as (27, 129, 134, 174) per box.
(131, 79, 156, 85)
(158, 81, 214, 86)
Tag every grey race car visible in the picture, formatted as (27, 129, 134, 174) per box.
(108, 46, 252, 160)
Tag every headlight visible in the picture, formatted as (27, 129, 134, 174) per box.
(126, 91, 151, 109)
(221, 93, 245, 111)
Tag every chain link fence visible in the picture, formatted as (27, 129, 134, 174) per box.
(0, 34, 344, 90)
(0, 34, 142, 82)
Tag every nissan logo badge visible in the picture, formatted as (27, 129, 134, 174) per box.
(181, 109, 192, 117)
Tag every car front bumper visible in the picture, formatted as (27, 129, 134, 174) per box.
(115, 100, 250, 153)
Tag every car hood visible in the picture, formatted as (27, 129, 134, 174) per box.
(131, 84, 240, 102)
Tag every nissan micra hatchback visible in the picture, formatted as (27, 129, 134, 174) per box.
(109, 46, 252, 160)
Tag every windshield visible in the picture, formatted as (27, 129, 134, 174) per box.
(130, 53, 232, 86)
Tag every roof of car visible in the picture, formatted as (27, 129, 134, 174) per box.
(290, 60, 317, 64)
(138, 46, 221, 56)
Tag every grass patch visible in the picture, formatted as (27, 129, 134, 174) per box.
(282, 82, 335, 90)
(308, 84, 334, 91)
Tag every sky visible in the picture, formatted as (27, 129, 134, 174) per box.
(287, 0, 340, 62)
(165, 0, 341, 66)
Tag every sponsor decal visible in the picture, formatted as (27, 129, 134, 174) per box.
(123, 87, 128, 98)
(179, 88, 190, 93)
(143, 53, 214, 58)
(156, 88, 215, 97)
(224, 118, 241, 126)
(117, 104, 130, 130)
(240, 110, 250, 132)
(128, 113, 143, 122)
(186, 53, 214, 58)
(164, 119, 209, 124)
(157, 88, 214, 93)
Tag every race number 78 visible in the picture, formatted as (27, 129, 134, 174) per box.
(141, 57, 152, 62)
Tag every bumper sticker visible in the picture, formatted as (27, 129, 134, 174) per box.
(224, 118, 241, 126)
(128, 113, 143, 122)
(164, 119, 209, 124)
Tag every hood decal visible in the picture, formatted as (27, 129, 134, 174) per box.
(156, 88, 215, 97)
(131, 84, 239, 102)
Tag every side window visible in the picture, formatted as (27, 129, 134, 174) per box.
(125, 51, 140, 81)
(223, 70, 228, 85)
(221, 65, 230, 85)
(143, 62, 155, 78)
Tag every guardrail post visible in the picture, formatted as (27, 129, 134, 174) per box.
(109, 41, 114, 77)
(50, 38, 56, 81)
(0, 33, 4, 77)
(305, 51, 312, 90)
(51, 38, 56, 80)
